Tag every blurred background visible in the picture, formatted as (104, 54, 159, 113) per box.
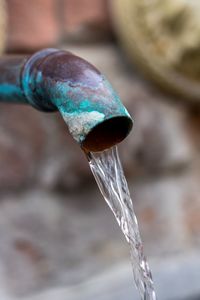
(0, 0, 200, 299)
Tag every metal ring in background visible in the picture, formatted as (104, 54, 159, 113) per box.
(111, 0, 200, 103)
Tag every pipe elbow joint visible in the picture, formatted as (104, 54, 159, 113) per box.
(22, 48, 133, 152)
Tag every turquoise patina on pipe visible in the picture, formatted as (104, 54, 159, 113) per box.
(0, 83, 25, 102)
(0, 49, 133, 152)
(0, 56, 28, 104)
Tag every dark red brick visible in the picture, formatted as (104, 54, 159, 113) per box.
(6, 0, 60, 52)
(63, 0, 112, 42)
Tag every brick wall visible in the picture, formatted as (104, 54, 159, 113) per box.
(6, 0, 112, 52)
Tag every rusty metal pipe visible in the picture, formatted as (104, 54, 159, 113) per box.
(0, 48, 133, 152)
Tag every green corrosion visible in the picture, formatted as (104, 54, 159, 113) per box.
(0, 48, 132, 151)
(0, 83, 26, 102)
(32, 70, 131, 144)
(20, 48, 132, 148)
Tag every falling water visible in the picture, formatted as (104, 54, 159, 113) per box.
(87, 146, 156, 300)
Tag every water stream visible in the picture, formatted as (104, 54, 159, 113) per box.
(87, 146, 156, 300)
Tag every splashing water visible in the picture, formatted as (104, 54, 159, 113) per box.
(87, 146, 156, 300)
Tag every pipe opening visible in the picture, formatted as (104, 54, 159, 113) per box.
(81, 116, 133, 152)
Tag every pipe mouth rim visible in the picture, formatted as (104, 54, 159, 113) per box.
(81, 115, 133, 152)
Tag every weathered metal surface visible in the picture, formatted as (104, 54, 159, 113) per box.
(22, 48, 58, 111)
(23, 49, 133, 151)
(0, 48, 133, 151)
(0, 56, 28, 103)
